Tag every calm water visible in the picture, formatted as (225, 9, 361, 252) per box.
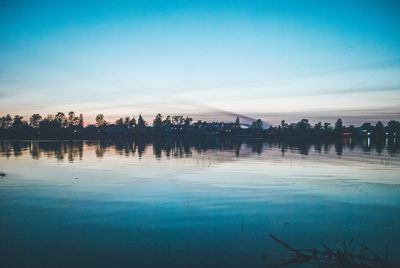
(0, 140, 399, 267)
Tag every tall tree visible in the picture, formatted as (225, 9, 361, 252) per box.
(78, 114, 84, 128)
(30, 114, 42, 128)
(3, 114, 13, 129)
(129, 117, 137, 127)
(96, 114, 107, 127)
(137, 115, 146, 128)
(172, 115, 184, 125)
(334, 118, 344, 135)
(124, 117, 130, 126)
(234, 117, 240, 128)
(55, 112, 67, 127)
(375, 121, 384, 136)
(184, 116, 192, 126)
(280, 120, 287, 129)
(0, 116, 4, 128)
(12, 115, 24, 130)
(67, 111, 78, 127)
(387, 120, 400, 135)
(153, 114, 163, 128)
(163, 116, 172, 127)
(297, 119, 310, 130)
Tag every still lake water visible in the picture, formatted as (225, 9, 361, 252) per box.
(0, 140, 399, 267)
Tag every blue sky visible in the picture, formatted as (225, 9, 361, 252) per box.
(1, 0, 399, 125)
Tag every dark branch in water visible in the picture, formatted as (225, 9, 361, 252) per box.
(269, 235, 309, 259)
(268, 234, 390, 268)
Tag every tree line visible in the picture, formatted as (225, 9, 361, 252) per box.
(0, 112, 399, 140)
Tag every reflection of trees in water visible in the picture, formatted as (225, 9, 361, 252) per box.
(0, 142, 13, 158)
(362, 138, 371, 152)
(375, 139, 385, 154)
(298, 143, 309, 155)
(334, 141, 343, 155)
(30, 141, 40, 159)
(324, 142, 331, 153)
(0, 138, 398, 160)
(246, 141, 263, 155)
(95, 142, 105, 158)
(0, 141, 84, 161)
(387, 138, 399, 155)
(276, 142, 310, 156)
(314, 143, 322, 154)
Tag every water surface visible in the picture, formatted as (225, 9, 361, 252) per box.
(0, 140, 399, 267)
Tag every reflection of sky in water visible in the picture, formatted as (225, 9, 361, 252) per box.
(0, 141, 399, 267)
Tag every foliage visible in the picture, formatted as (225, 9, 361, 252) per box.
(0, 112, 398, 140)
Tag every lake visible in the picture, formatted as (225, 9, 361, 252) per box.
(0, 139, 399, 267)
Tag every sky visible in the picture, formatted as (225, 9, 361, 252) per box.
(1, 0, 400, 125)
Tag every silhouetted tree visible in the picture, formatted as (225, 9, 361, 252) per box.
(2, 114, 13, 129)
(281, 120, 288, 130)
(163, 116, 172, 128)
(78, 114, 84, 128)
(387, 120, 400, 135)
(323, 122, 331, 133)
(38, 114, 60, 138)
(153, 113, 163, 128)
(129, 117, 137, 127)
(96, 114, 107, 127)
(137, 114, 146, 128)
(234, 117, 240, 128)
(115, 118, 124, 125)
(314, 122, 322, 131)
(172, 115, 185, 125)
(30, 114, 42, 128)
(0, 116, 4, 129)
(184, 116, 192, 126)
(297, 119, 310, 130)
(251, 119, 263, 130)
(124, 117, 130, 126)
(334, 118, 344, 135)
(55, 112, 67, 128)
(375, 121, 384, 136)
(12, 115, 25, 130)
(67, 111, 78, 127)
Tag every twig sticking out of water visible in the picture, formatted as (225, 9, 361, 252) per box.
(268, 234, 390, 268)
